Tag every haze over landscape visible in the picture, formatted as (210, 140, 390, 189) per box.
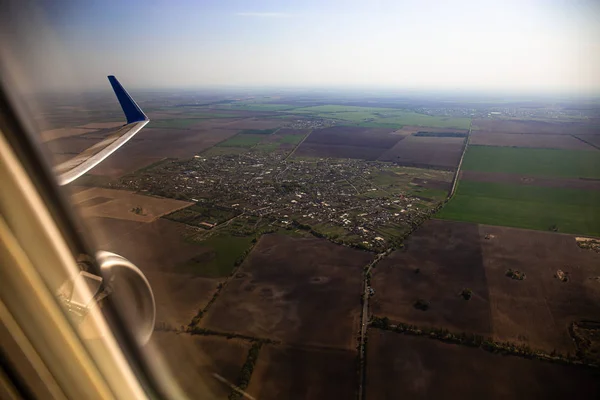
(6, 0, 600, 93)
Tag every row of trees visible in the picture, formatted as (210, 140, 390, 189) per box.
(370, 316, 595, 367)
(229, 343, 262, 400)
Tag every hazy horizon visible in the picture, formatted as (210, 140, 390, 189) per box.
(2, 0, 600, 95)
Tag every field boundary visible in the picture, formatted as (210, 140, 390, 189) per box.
(448, 120, 472, 198)
(369, 317, 598, 369)
(571, 134, 600, 151)
(284, 129, 313, 160)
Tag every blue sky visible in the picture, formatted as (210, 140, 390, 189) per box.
(4, 0, 600, 93)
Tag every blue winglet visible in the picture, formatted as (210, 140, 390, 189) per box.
(108, 75, 147, 124)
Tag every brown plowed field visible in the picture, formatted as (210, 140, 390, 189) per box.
(461, 170, 600, 191)
(378, 136, 465, 169)
(294, 142, 388, 160)
(201, 234, 373, 348)
(371, 219, 492, 336)
(470, 132, 596, 150)
(366, 330, 600, 400)
(152, 332, 251, 400)
(87, 128, 239, 177)
(82, 217, 220, 327)
(479, 225, 600, 353)
(246, 345, 357, 400)
(473, 119, 600, 135)
(371, 219, 600, 354)
(302, 126, 399, 148)
(294, 126, 402, 160)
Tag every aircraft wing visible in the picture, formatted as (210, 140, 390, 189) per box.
(54, 76, 149, 185)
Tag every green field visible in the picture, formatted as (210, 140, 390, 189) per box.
(437, 180, 600, 236)
(463, 146, 600, 179)
(223, 103, 297, 111)
(177, 234, 254, 278)
(288, 105, 471, 129)
(280, 134, 306, 145)
(216, 134, 265, 147)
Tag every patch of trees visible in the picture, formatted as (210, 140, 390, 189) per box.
(459, 288, 473, 300)
(506, 269, 526, 280)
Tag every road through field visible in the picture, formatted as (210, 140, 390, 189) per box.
(358, 250, 390, 400)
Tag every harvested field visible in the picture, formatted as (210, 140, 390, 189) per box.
(470, 132, 595, 150)
(72, 187, 192, 222)
(152, 332, 251, 400)
(461, 170, 600, 191)
(86, 128, 240, 177)
(378, 136, 465, 169)
(201, 234, 373, 348)
(246, 345, 357, 400)
(294, 126, 401, 160)
(366, 330, 600, 400)
(478, 225, 600, 353)
(371, 219, 492, 336)
(473, 119, 600, 135)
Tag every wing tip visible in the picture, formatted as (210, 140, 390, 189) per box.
(107, 75, 148, 124)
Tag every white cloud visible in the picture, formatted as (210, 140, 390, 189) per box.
(235, 12, 290, 18)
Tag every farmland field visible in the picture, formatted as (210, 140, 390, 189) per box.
(472, 119, 600, 135)
(246, 345, 357, 400)
(470, 132, 596, 150)
(366, 330, 600, 400)
(378, 135, 465, 169)
(200, 234, 373, 348)
(290, 105, 471, 129)
(462, 146, 600, 179)
(152, 333, 251, 400)
(216, 133, 266, 148)
(81, 217, 221, 327)
(460, 170, 600, 191)
(294, 126, 402, 160)
(371, 219, 492, 335)
(84, 128, 240, 177)
(176, 233, 255, 278)
(72, 187, 192, 222)
(437, 180, 600, 236)
(371, 219, 600, 354)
